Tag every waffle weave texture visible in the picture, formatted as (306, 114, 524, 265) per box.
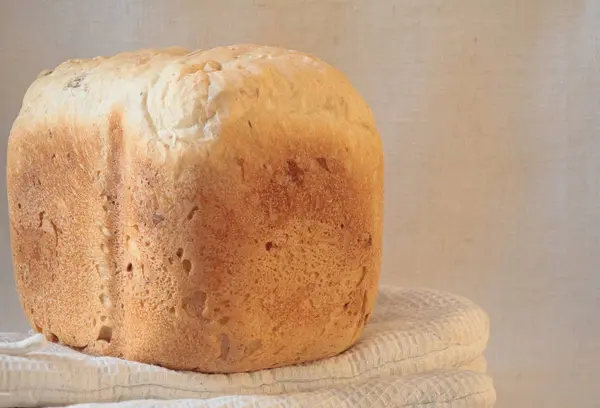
(0, 287, 496, 407)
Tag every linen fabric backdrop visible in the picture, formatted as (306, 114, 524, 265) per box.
(0, 1, 598, 407)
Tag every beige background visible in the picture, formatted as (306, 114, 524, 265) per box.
(1, 1, 599, 407)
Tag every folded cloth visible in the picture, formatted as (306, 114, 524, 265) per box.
(0, 287, 496, 407)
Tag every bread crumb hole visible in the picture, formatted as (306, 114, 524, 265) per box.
(126, 263, 133, 272)
(265, 241, 274, 251)
(237, 157, 245, 181)
(247, 339, 262, 355)
(182, 291, 207, 318)
(219, 333, 230, 359)
(287, 160, 304, 185)
(168, 306, 175, 315)
(176, 248, 184, 258)
(187, 206, 199, 220)
(316, 157, 331, 172)
(182, 259, 192, 274)
(99, 293, 111, 308)
(97, 326, 112, 343)
(100, 316, 107, 322)
(363, 232, 372, 247)
(357, 266, 368, 288)
(152, 213, 165, 226)
(219, 316, 230, 325)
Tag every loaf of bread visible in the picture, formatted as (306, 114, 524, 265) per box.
(7, 45, 384, 373)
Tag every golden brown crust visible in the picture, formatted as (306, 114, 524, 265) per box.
(7, 45, 384, 372)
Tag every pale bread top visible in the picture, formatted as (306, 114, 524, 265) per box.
(15, 45, 376, 165)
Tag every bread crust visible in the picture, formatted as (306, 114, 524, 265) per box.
(7, 45, 384, 372)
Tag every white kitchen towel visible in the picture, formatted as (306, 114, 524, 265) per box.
(0, 287, 496, 407)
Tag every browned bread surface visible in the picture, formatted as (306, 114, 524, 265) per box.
(7, 45, 384, 373)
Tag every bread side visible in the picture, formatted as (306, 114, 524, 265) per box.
(7, 45, 384, 372)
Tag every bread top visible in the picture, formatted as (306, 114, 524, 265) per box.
(13, 45, 378, 167)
